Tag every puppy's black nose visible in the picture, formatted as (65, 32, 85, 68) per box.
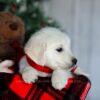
(72, 58, 77, 65)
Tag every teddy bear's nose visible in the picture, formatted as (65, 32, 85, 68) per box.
(9, 22, 18, 31)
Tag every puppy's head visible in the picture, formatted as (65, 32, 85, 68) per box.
(25, 27, 77, 70)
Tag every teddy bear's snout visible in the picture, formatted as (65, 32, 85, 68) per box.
(9, 22, 18, 31)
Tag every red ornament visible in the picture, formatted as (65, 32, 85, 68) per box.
(12, 5, 17, 11)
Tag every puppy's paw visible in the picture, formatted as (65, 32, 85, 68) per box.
(22, 70, 38, 84)
(51, 69, 72, 90)
(52, 77, 68, 90)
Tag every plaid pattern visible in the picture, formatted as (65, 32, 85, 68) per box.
(0, 43, 91, 100)
(0, 73, 91, 100)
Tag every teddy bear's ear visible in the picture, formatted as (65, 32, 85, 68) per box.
(24, 37, 47, 66)
(0, 11, 13, 20)
(0, 11, 13, 16)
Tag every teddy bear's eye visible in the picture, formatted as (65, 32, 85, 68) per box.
(56, 47, 63, 52)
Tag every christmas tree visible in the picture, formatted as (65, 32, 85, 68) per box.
(0, 0, 60, 43)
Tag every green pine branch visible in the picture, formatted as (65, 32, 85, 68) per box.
(0, 0, 60, 43)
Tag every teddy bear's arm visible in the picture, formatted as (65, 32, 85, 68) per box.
(0, 60, 14, 73)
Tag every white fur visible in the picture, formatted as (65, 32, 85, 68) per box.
(51, 69, 73, 90)
(0, 60, 14, 73)
(19, 27, 85, 90)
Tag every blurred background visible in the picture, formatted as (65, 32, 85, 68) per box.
(0, 0, 100, 100)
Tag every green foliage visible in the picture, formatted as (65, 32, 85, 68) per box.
(0, 0, 60, 43)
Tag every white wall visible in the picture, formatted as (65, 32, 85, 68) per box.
(43, 0, 100, 100)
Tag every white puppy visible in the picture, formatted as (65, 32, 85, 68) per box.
(19, 27, 84, 90)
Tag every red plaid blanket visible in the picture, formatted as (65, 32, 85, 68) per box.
(0, 73, 91, 100)
(0, 43, 91, 100)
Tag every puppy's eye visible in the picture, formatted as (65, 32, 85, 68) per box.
(56, 47, 63, 52)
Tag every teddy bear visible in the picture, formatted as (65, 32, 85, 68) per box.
(0, 11, 25, 95)
(0, 11, 25, 60)
(0, 11, 25, 73)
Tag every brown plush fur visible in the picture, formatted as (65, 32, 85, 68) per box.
(0, 11, 25, 60)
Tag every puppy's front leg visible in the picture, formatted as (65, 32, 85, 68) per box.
(19, 56, 38, 84)
(21, 67, 38, 84)
(51, 69, 73, 90)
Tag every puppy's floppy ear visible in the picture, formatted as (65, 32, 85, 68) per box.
(25, 39, 47, 66)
